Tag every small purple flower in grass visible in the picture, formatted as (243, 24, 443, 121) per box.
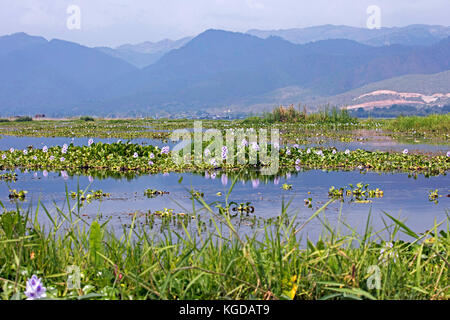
(403, 149, 408, 155)
(25, 275, 46, 300)
(161, 146, 170, 155)
(88, 139, 94, 147)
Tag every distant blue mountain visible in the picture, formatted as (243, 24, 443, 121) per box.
(247, 24, 450, 47)
(0, 29, 449, 116)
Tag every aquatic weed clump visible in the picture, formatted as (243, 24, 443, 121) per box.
(0, 142, 449, 176)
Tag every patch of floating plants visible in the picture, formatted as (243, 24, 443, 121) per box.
(0, 141, 448, 176)
(8, 189, 27, 201)
(144, 188, 169, 198)
(0, 172, 17, 182)
(70, 189, 111, 205)
(328, 183, 384, 203)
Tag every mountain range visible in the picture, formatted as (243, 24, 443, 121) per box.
(0, 25, 449, 117)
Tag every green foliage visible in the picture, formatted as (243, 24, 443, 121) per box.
(89, 221, 104, 268)
(14, 116, 33, 122)
(80, 116, 95, 122)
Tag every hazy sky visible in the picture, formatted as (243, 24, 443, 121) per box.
(0, 0, 448, 47)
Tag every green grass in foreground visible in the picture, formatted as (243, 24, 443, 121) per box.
(0, 180, 448, 300)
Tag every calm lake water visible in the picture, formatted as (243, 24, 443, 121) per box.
(1, 169, 448, 240)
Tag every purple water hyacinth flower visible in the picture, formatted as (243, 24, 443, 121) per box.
(204, 171, 210, 179)
(23, 149, 28, 155)
(241, 139, 248, 147)
(221, 174, 228, 186)
(286, 148, 291, 155)
(306, 148, 311, 154)
(403, 149, 408, 155)
(2, 154, 6, 160)
(209, 158, 217, 167)
(149, 153, 155, 159)
(293, 144, 299, 149)
(345, 149, 350, 155)
(251, 179, 260, 189)
(88, 139, 94, 146)
(161, 146, 170, 154)
(295, 165, 301, 171)
(61, 171, 68, 180)
(273, 142, 280, 149)
(332, 149, 337, 154)
(25, 275, 47, 300)
(43, 170, 48, 178)
(447, 151, 450, 157)
(49, 155, 55, 161)
(148, 160, 154, 166)
(60, 157, 65, 162)
(42, 146, 48, 153)
(133, 152, 138, 158)
(221, 146, 228, 160)
(88, 176, 94, 183)
(33, 156, 37, 160)
(210, 172, 216, 179)
(286, 172, 291, 179)
(204, 149, 210, 157)
(9, 148, 14, 153)
(252, 142, 259, 151)
(295, 159, 301, 165)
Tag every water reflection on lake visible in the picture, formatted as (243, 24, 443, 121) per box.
(1, 168, 448, 240)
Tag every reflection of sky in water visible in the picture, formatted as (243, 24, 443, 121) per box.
(2, 169, 448, 241)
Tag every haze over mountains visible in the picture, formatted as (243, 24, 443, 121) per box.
(0, 25, 449, 117)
